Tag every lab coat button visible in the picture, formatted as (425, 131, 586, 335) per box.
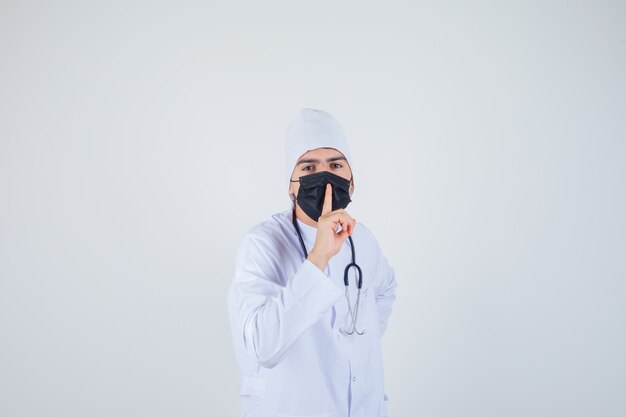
(352, 376, 357, 382)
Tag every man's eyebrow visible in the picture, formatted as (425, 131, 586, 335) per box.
(296, 158, 320, 165)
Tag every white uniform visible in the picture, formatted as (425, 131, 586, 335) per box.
(228, 210, 397, 417)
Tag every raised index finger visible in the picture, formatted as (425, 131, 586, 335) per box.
(321, 183, 333, 215)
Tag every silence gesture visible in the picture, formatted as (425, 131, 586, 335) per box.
(308, 184, 357, 271)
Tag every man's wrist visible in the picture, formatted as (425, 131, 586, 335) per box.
(307, 250, 329, 272)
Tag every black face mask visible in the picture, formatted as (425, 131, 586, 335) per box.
(291, 171, 352, 221)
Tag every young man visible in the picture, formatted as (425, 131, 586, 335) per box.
(228, 109, 397, 417)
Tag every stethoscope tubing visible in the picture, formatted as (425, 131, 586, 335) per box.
(292, 210, 365, 335)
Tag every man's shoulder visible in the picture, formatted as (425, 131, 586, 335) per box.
(240, 210, 292, 246)
(234, 210, 297, 273)
(352, 220, 376, 240)
(351, 220, 384, 253)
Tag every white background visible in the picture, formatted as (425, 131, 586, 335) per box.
(1, 1, 625, 416)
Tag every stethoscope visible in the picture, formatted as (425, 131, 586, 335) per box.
(292, 209, 366, 336)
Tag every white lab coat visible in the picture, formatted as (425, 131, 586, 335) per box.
(228, 210, 397, 417)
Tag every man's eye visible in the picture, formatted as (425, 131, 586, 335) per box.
(302, 165, 314, 171)
(331, 163, 343, 169)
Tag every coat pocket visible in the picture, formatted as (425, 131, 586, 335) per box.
(240, 376, 267, 416)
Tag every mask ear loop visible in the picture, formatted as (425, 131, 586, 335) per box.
(289, 177, 300, 207)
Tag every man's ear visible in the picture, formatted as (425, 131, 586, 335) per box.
(349, 178, 355, 196)
(288, 182, 297, 200)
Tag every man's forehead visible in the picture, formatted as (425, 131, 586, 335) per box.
(297, 147, 346, 162)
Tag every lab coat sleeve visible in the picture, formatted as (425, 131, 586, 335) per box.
(374, 252, 397, 335)
(228, 234, 343, 368)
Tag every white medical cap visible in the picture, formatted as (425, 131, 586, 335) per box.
(285, 108, 353, 186)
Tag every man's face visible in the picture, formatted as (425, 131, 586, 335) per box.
(289, 147, 354, 199)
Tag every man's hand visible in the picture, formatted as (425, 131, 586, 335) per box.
(308, 184, 357, 272)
